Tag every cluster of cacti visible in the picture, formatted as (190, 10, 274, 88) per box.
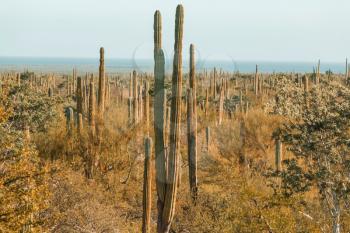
(152, 5, 184, 233)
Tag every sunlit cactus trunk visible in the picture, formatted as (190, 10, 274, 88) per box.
(316, 59, 320, 85)
(132, 70, 139, 124)
(218, 87, 224, 125)
(213, 67, 217, 99)
(142, 137, 153, 233)
(144, 80, 150, 134)
(98, 47, 106, 117)
(346, 58, 348, 85)
(254, 64, 259, 96)
(187, 44, 198, 201)
(205, 88, 209, 116)
(88, 80, 96, 139)
(206, 126, 210, 153)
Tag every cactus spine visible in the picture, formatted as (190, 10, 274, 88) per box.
(98, 47, 105, 117)
(187, 44, 198, 200)
(142, 137, 153, 233)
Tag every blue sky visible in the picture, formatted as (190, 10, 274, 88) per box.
(0, 0, 349, 62)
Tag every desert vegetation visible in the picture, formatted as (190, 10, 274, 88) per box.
(1, 4, 350, 233)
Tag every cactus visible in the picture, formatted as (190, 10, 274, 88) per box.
(206, 126, 210, 153)
(213, 67, 217, 99)
(153, 9, 167, 233)
(162, 5, 184, 231)
(142, 137, 153, 233)
(88, 80, 96, 138)
(304, 75, 309, 93)
(154, 5, 184, 233)
(187, 44, 198, 200)
(133, 70, 139, 124)
(144, 80, 150, 133)
(76, 77, 83, 116)
(346, 58, 348, 84)
(254, 65, 259, 96)
(77, 113, 83, 134)
(239, 119, 246, 166)
(218, 86, 224, 125)
(316, 59, 320, 85)
(275, 137, 282, 172)
(66, 107, 74, 136)
(205, 88, 209, 116)
(98, 47, 106, 117)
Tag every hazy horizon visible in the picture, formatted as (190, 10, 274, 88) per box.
(1, 0, 349, 62)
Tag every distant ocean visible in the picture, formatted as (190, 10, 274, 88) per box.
(0, 57, 347, 75)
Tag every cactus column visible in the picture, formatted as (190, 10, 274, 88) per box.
(153, 10, 167, 233)
(142, 137, 153, 233)
(98, 47, 105, 117)
(162, 5, 184, 232)
(76, 77, 83, 133)
(187, 44, 198, 201)
(88, 80, 96, 138)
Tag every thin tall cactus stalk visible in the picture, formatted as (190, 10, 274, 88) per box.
(77, 113, 83, 134)
(188, 44, 198, 201)
(133, 70, 139, 124)
(142, 137, 153, 233)
(316, 59, 320, 85)
(88, 80, 96, 138)
(144, 80, 150, 134)
(254, 65, 259, 96)
(206, 126, 210, 153)
(98, 47, 105, 117)
(218, 87, 224, 125)
(213, 67, 217, 99)
(205, 88, 209, 116)
(77, 77, 83, 116)
(346, 58, 348, 84)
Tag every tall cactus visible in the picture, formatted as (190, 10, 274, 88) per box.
(142, 137, 153, 233)
(304, 75, 309, 93)
(88, 80, 96, 138)
(144, 80, 150, 134)
(187, 44, 198, 200)
(254, 64, 259, 96)
(346, 58, 348, 84)
(153, 9, 167, 233)
(98, 47, 105, 117)
(154, 5, 184, 233)
(316, 59, 320, 85)
(162, 5, 184, 232)
(76, 77, 83, 116)
(133, 70, 139, 124)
